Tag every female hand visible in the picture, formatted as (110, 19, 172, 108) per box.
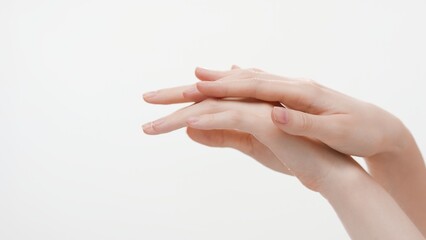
(145, 66, 406, 158)
(142, 96, 425, 239)
(143, 98, 360, 192)
(143, 66, 426, 235)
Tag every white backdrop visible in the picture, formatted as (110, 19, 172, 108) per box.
(1, 0, 425, 239)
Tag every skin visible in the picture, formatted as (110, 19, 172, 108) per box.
(142, 66, 426, 239)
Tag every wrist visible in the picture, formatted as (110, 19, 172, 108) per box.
(320, 168, 371, 200)
(374, 113, 415, 160)
(367, 121, 414, 163)
(317, 155, 369, 199)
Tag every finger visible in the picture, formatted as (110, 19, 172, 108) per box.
(197, 67, 280, 82)
(143, 99, 233, 135)
(144, 67, 268, 104)
(183, 71, 250, 101)
(186, 111, 293, 172)
(183, 109, 321, 172)
(143, 84, 206, 104)
(142, 99, 272, 136)
(271, 106, 346, 145)
(185, 64, 242, 99)
(186, 128, 292, 174)
(183, 65, 241, 101)
(194, 66, 236, 81)
(143, 65, 241, 104)
(196, 78, 336, 113)
(144, 99, 336, 186)
(185, 109, 274, 138)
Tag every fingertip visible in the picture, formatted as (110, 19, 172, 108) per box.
(195, 82, 210, 94)
(195, 81, 205, 88)
(195, 67, 231, 81)
(195, 66, 209, 80)
(272, 107, 289, 125)
(141, 123, 154, 135)
(142, 117, 167, 135)
(195, 81, 207, 91)
(142, 91, 158, 102)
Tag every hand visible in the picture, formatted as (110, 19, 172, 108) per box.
(145, 66, 408, 159)
(143, 67, 426, 238)
(143, 66, 426, 235)
(142, 99, 426, 240)
(143, 98, 362, 193)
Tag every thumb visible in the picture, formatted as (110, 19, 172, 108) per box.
(271, 106, 331, 140)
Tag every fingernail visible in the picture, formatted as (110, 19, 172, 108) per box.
(143, 91, 157, 99)
(142, 118, 166, 133)
(142, 123, 151, 130)
(273, 107, 288, 124)
(196, 66, 207, 71)
(186, 117, 200, 125)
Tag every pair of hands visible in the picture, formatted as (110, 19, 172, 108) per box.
(143, 66, 407, 194)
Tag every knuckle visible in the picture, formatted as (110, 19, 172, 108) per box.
(248, 77, 263, 86)
(299, 113, 314, 131)
(241, 69, 260, 79)
(225, 110, 241, 125)
(247, 77, 264, 96)
(299, 78, 323, 96)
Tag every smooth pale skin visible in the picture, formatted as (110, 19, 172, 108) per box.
(142, 66, 426, 239)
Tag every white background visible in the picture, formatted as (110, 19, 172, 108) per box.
(1, 0, 425, 239)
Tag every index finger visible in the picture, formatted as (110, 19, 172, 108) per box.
(143, 84, 206, 104)
(143, 66, 240, 105)
(196, 79, 336, 113)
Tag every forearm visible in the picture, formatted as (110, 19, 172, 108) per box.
(321, 169, 425, 240)
(366, 129, 426, 236)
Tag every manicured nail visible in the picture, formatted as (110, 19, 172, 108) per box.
(196, 66, 207, 71)
(273, 107, 288, 124)
(142, 118, 166, 133)
(143, 91, 157, 99)
(186, 117, 200, 125)
(142, 122, 151, 130)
